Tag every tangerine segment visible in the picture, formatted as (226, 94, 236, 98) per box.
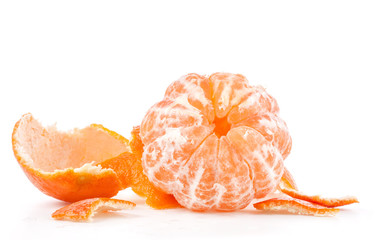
(12, 113, 129, 202)
(172, 134, 255, 211)
(130, 126, 180, 209)
(253, 197, 340, 216)
(215, 136, 254, 210)
(101, 127, 180, 209)
(227, 126, 284, 199)
(164, 73, 215, 123)
(227, 85, 280, 125)
(142, 124, 214, 192)
(52, 198, 135, 222)
(210, 73, 251, 119)
(140, 98, 213, 145)
(232, 112, 292, 159)
(174, 134, 221, 210)
(140, 73, 292, 211)
(279, 181, 359, 208)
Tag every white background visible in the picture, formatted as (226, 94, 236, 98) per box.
(0, 1, 374, 239)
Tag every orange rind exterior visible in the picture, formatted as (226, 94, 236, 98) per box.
(279, 168, 298, 191)
(52, 198, 136, 221)
(253, 197, 340, 217)
(12, 113, 129, 202)
(278, 179, 359, 208)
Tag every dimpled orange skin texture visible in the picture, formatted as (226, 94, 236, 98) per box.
(278, 180, 359, 208)
(140, 73, 292, 211)
(253, 197, 340, 217)
(52, 198, 136, 221)
(12, 113, 127, 202)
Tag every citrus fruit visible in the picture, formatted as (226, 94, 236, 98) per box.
(140, 73, 293, 211)
(52, 198, 135, 221)
(12, 113, 130, 202)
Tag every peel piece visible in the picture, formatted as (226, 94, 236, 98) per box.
(279, 180, 359, 208)
(52, 198, 135, 222)
(100, 126, 180, 209)
(279, 168, 298, 190)
(12, 113, 130, 202)
(253, 197, 340, 216)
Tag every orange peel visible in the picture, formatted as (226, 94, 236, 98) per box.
(253, 167, 359, 217)
(12, 113, 130, 202)
(278, 178, 359, 208)
(52, 198, 135, 222)
(253, 197, 340, 217)
(279, 168, 298, 191)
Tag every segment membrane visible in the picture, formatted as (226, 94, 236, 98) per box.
(227, 126, 284, 199)
(174, 134, 255, 210)
(215, 136, 254, 210)
(228, 86, 280, 124)
(232, 112, 292, 159)
(174, 134, 219, 210)
(210, 73, 250, 119)
(140, 97, 212, 145)
(165, 73, 215, 123)
(142, 125, 214, 193)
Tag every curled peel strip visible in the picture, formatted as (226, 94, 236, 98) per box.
(254, 168, 358, 216)
(52, 198, 135, 222)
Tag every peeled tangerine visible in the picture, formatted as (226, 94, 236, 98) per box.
(140, 73, 358, 215)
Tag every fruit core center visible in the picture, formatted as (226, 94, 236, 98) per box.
(213, 117, 231, 137)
